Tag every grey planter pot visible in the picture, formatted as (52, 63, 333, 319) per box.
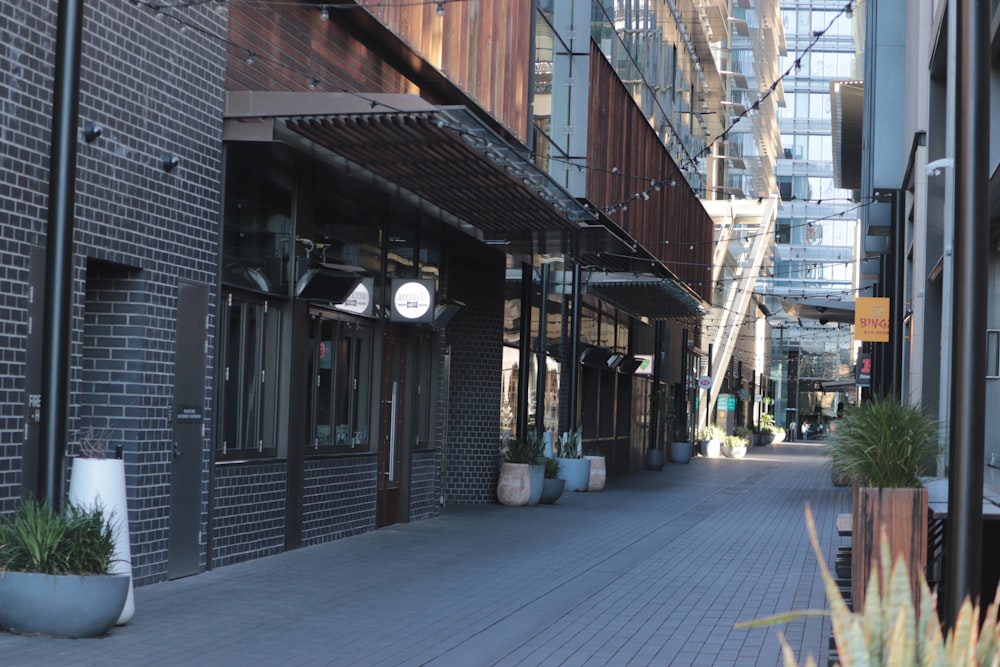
(670, 441, 693, 464)
(527, 464, 544, 506)
(557, 457, 591, 492)
(645, 448, 665, 470)
(539, 477, 565, 504)
(0, 571, 129, 638)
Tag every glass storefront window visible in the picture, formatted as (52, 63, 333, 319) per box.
(217, 291, 282, 460)
(305, 311, 373, 454)
(222, 144, 294, 297)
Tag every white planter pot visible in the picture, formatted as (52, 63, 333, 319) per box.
(69, 457, 134, 624)
(703, 439, 722, 458)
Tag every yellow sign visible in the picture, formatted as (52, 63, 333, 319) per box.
(855, 297, 890, 342)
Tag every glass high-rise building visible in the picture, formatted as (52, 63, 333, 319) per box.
(762, 1, 859, 432)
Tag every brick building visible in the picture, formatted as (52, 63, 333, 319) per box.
(1, 0, 775, 587)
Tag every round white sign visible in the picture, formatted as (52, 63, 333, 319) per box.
(335, 281, 370, 315)
(393, 281, 432, 320)
(698, 375, 712, 389)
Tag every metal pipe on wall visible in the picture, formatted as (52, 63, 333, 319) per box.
(517, 263, 532, 440)
(945, 0, 988, 621)
(39, 0, 85, 509)
(567, 264, 581, 435)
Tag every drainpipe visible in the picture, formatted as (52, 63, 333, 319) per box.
(945, 0, 988, 622)
(650, 320, 663, 452)
(567, 264, 581, 434)
(517, 263, 532, 440)
(39, 0, 85, 510)
(534, 262, 550, 440)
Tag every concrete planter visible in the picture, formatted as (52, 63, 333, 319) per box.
(497, 462, 532, 506)
(585, 456, 606, 492)
(527, 464, 544, 506)
(670, 441, 693, 464)
(645, 448, 665, 470)
(539, 478, 565, 504)
(557, 458, 591, 492)
(0, 571, 129, 638)
(69, 457, 134, 624)
(702, 439, 722, 458)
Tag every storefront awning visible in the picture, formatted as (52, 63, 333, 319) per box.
(586, 271, 706, 320)
(224, 91, 597, 239)
(780, 297, 855, 324)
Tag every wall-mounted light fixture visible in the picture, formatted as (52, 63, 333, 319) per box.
(926, 158, 953, 177)
(161, 153, 180, 173)
(83, 122, 102, 143)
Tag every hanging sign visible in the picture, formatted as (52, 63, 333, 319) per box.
(698, 375, 712, 389)
(389, 278, 435, 324)
(855, 297, 890, 342)
(856, 353, 872, 387)
(335, 278, 374, 317)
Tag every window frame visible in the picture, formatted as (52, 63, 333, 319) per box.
(304, 309, 376, 456)
(216, 290, 282, 461)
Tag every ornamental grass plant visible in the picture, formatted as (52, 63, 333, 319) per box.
(0, 498, 116, 575)
(828, 397, 939, 488)
(738, 505, 1000, 666)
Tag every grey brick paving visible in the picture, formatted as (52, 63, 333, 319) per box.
(0, 442, 849, 666)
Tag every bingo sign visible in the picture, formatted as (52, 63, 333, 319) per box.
(390, 278, 436, 324)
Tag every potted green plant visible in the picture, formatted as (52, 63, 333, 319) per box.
(497, 434, 545, 506)
(697, 424, 725, 458)
(827, 397, 939, 611)
(556, 426, 590, 492)
(758, 413, 778, 445)
(539, 457, 565, 504)
(0, 498, 129, 638)
(722, 434, 748, 459)
(739, 505, 999, 666)
(669, 427, 693, 464)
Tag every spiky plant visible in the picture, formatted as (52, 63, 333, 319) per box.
(738, 504, 1000, 666)
(0, 498, 116, 575)
(829, 397, 939, 488)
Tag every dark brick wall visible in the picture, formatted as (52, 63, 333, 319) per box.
(300, 456, 378, 546)
(444, 241, 505, 504)
(410, 450, 442, 520)
(212, 463, 286, 568)
(0, 0, 225, 583)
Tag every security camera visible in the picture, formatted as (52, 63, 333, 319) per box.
(926, 158, 953, 177)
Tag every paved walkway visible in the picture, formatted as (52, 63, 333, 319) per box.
(0, 442, 851, 667)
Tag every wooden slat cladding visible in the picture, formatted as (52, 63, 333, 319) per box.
(586, 45, 714, 304)
(225, 1, 532, 144)
(362, 0, 532, 143)
(851, 486, 928, 611)
(227, 2, 414, 95)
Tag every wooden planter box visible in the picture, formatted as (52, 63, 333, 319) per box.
(851, 485, 928, 610)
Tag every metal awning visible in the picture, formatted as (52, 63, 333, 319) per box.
(586, 271, 706, 320)
(780, 297, 855, 324)
(224, 92, 597, 239)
